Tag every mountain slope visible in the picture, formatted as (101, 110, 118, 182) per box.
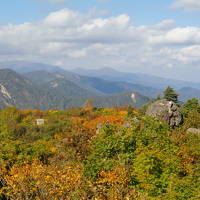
(24, 70, 160, 98)
(91, 91, 150, 108)
(49, 91, 150, 109)
(24, 70, 104, 96)
(43, 78, 96, 98)
(0, 69, 46, 109)
(178, 87, 200, 101)
(0, 69, 150, 110)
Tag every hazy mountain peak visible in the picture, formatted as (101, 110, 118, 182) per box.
(0, 61, 65, 73)
(99, 67, 119, 72)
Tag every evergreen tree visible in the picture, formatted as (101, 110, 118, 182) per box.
(163, 86, 179, 103)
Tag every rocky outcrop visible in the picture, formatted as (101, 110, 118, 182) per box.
(186, 128, 200, 134)
(146, 99, 183, 128)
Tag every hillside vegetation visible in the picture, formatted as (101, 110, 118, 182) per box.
(0, 98, 199, 200)
(0, 69, 149, 110)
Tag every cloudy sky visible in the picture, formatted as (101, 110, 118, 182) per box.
(0, 0, 200, 82)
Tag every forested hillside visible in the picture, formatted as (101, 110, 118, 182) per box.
(0, 69, 149, 110)
(0, 98, 199, 200)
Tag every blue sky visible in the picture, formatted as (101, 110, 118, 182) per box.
(1, 0, 200, 26)
(0, 0, 200, 82)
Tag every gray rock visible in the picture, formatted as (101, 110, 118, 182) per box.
(96, 123, 103, 130)
(36, 119, 45, 125)
(146, 99, 183, 128)
(186, 128, 200, 134)
(123, 123, 131, 128)
(132, 117, 139, 123)
(96, 123, 103, 134)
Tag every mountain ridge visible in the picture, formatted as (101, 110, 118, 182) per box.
(72, 67, 200, 90)
(0, 69, 149, 109)
(0, 61, 199, 106)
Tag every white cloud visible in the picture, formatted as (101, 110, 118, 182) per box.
(0, 9, 200, 81)
(148, 27, 200, 45)
(171, 0, 200, 11)
(43, 9, 85, 27)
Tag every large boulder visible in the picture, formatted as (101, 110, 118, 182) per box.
(146, 99, 183, 128)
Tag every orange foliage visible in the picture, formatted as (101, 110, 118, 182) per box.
(95, 167, 145, 200)
(20, 109, 33, 116)
(97, 167, 129, 186)
(83, 115, 125, 131)
(3, 160, 87, 200)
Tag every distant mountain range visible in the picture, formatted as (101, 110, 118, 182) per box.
(0, 68, 149, 109)
(24, 70, 160, 98)
(72, 67, 200, 90)
(0, 61, 64, 73)
(0, 61, 199, 110)
(71, 67, 200, 101)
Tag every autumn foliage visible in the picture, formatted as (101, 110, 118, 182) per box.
(0, 102, 199, 200)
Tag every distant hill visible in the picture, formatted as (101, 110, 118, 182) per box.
(91, 91, 150, 108)
(24, 70, 160, 98)
(178, 87, 200, 101)
(42, 78, 96, 98)
(72, 67, 200, 90)
(0, 69, 46, 109)
(44, 91, 150, 109)
(0, 61, 64, 73)
(24, 70, 104, 96)
(0, 62, 199, 108)
(1, 61, 199, 91)
(0, 69, 150, 109)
